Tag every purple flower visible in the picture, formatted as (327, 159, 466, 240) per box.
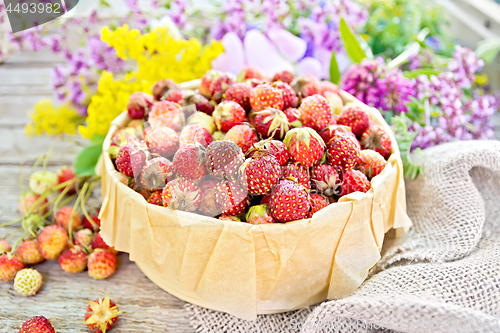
(448, 45, 485, 89)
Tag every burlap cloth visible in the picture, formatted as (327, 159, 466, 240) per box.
(185, 140, 500, 333)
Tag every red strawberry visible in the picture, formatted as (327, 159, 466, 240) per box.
(38, 225, 68, 260)
(148, 101, 185, 131)
(56, 166, 77, 194)
(272, 70, 295, 84)
(140, 157, 175, 190)
(248, 139, 289, 166)
(224, 124, 258, 154)
(197, 180, 222, 217)
(250, 84, 284, 111)
(260, 193, 271, 205)
(356, 149, 387, 179)
(327, 133, 361, 173)
(319, 81, 340, 96)
(16, 240, 44, 265)
(147, 191, 163, 206)
(199, 70, 222, 98)
(340, 169, 371, 196)
(92, 232, 114, 252)
(84, 295, 121, 333)
(250, 108, 290, 139)
(246, 204, 276, 224)
(360, 124, 392, 159)
(311, 164, 340, 196)
(292, 75, 320, 97)
(205, 141, 245, 179)
(337, 106, 370, 137)
(299, 94, 333, 132)
(115, 142, 148, 178)
(163, 89, 184, 104)
(179, 124, 213, 147)
(144, 126, 179, 158)
(282, 163, 310, 188)
(153, 78, 178, 101)
(319, 124, 355, 146)
(58, 247, 88, 273)
(307, 194, 330, 218)
(283, 107, 302, 128)
(224, 82, 252, 111)
(173, 144, 207, 180)
(273, 81, 298, 109)
(242, 155, 281, 195)
(283, 128, 325, 167)
(88, 250, 117, 280)
(213, 101, 246, 132)
(210, 73, 234, 103)
(219, 214, 242, 222)
(214, 179, 248, 216)
(185, 93, 215, 115)
(55, 206, 82, 231)
(127, 92, 154, 119)
(269, 180, 311, 223)
(18, 194, 48, 216)
(162, 177, 201, 212)
(83, 215, 100, 231)
(19, 316, 56, 333)
(0, 253, 24, 281)
(238, 66, 265, 81)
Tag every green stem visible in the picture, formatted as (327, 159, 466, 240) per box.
(11, 231, 29, 253)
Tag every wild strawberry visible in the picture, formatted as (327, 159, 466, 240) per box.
(127, 92, 153, 119)
(242, 155, 281, 195)
(88, 250, 117, 280)
(357, 149, 387, 179)
(273, 81, 298, 109)
(246, 204, 276, 224)
(224, 124, 258, 154)
(144, 126, 179, 158)
(56, 166, 77, 194)
(283, 128, 325, 167)
(214, 179, 248, 216)
(219, 214, 242, 222)
(319, 81, 340, 96)
(162, 177, 201, 212)
(323, 91, 344, 115)
(307, 194, 330, 218)
(238, 66, 265, 81)
(210, 73, 234, 103)
(340, 169, 371, 196)
(110, 128, 138, 148)
(153, 78, 178, 101)
(38, 225, 68, 260)
(337, 106, 370, 137)
(16, 240, 44, 265)
(250, 108, 290, 139)
(0, 240, 11, 255)
(199, 70, 222, 98)
(55, 206, 82, 231)
(282, 163, 310, 188)
(212, 131, 226, 141)
(0, 253, 24, 281)
(83, 215, 100, 231)
(250, 84, 284, 111)
(115, 142, 149, 178)
(272, 70, 295, 84)
(197, 180, 222, 217)
(269, 180, 310, 223)
(58, 247, 87, 273)
(327, 133, 361, 173)
(224, 82, 252, 111)
(92, 232, 114, 252)
(260, 193, 271, 205)
(187, 112, 216, 134)
(173, 144, 207, 180)
(18, 194, 48, 215)
(148, 101, 185, 131)
(185, 93, 215, 115)
(248, 140, 289, 166)
(213, 101, 246, 132)
(179, 124, 213, 147)
(147, 191, 163, 206)
(247, 78, 265, 88)
(205, 141, 245, 179)
(127, 119, 145, 130)
(360, 124, 392, 159)
(19, 316, 56, 333)
(319, 124, 355, 146)
(140, 157, 175, 190)
(14, 268, 43, 297)
(311, 164, 340, 196)
(163, 89, 184, 104)
(299, 94, 333, 132)
(84, 295, 121, 333)
(29, 171, 57, 195)
(292, 75, 320, 97)
(283, 107, 302, 128)
(74, 229, 93, 248)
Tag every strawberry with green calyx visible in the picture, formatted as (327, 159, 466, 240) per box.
(272, 70, 295, 84)
(319, 124, 355, 146)
(205, 141, 245, 180)
(19, 316, 56, 333)
(214, 179, 248, 216)
(327, 132, 361, 173)
(250, 108, 290, 140)
(292, 75, 320, 98)
(272, 81, 298, 109)
(210, 73, 235, 103)
(311, 164, 340, 197)
(307, 194, 330, 218)
(197, 180, 222, 217)
(147, 191, 163, 206)
(356, 149, 387, 179)
(84, 294, 121, 333)
(360, 124, 392, 159)
(283, 127, 325, 167)
(283, 107, 302, 128)
(140, 157, 175, 190)
(337, 106, 370, 138)
(0, 253, 24, 281)
(340, 169, 371, 197)
(153, 78, 178, 101)
(224, 124, 258, 154)
(299, 94, 334, 132)
(224, 82, 252, 111)
(173, 143, 207, 180)
(187, 112, 217, 134)
(250, 84, 284, 111)
(144, 126, 179, 158)
(213, 101, 246, 132)
(238, 66, 265, 82)
(269, 179, 311, 223)
(127, 92, 154, 119)
(282, 163, 310, 189)
(246, 204, 276, 224)
(241, 155, 281, 195)
(162, 177, 201, 212)
(248, 139, 289, 166)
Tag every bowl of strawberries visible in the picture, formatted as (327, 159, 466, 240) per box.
(98, 67, 412, 320)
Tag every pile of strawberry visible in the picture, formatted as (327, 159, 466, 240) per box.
(113, 66, 392, 224)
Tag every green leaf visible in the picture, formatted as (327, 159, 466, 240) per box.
(73, 136, 105, 176)
(404, 68, 441, 79)
(329, 51, 341, 84)
(340, 17, 368, 64)
(417, 27, 430, 42)
(387, 42, 420, 70)
(476, 38, 500, 65)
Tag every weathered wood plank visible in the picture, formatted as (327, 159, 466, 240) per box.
(0, 67, 57, 87)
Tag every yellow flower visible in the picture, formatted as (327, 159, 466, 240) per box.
(25, 100, 83, 137)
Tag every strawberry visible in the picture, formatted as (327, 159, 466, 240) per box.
(115, 142, 148, 178)
(213, 101, 246, 132)
(242, 155, 281, 195)
(162, 177, 201, 212)
(260, 193, 271, 205)
(163, 89, 184, 104)
(185, 93, 215, 115)
(29, 171, 57, 195)
(110, 128, 138, 149)
(88, 250, 117, 280)
(19, 316, 56, 333)
(55, 206, 82, 231)
(283, 128, 325, 167)
(0, 240, 11, 255)
(319, 124, 355, 146)
(18, 194, 48, 216)
(327, 132, 361, 173)
(140, 157, 175, 190)
(214, 179, 248, 216)
(56, 166, 77, 194)
(187, 112, 216, 134)
(323, 91, 344, 115)
(0, 253, 24, 281)
(307, 194, 330, 218)
(173, 143, 207, 180)
(246, 204, 276, 224)
(212, 131, 226, 141)
(250, 108, 290, 139)
(248, 139, 289, 166)
(127, 119, 145, 130)
(238, 66, 265, 82)
(250, 84, 284, 111)
(356, 149, 387, 179)
(148, 101, 185, 131)
(299, 94, 333, 132)
(127, 92, 153, 119)
(74, 229, 93, 248)
(179, 124, 213, 147)
(219, 214, 242, 222)
(340, 169, 371, 196)
(199, 70, 222, 98)
(224, 82, 252, 111)
(273, 81, 298, 109)
(311, 164, 340, 196)
(247, 78, 265, 88)
(360, 124, 392, 159)
(210, 73, 234, 103)
(272, 70, 295, 84)
(224, 124, 258, 154)
(205, 141, 245, 179)
(283, 107, 302, 128)
(153, 78, 178, 101)
(269, 180, 311, 223)
(83, 215, 100, 231)
(337, 106, 370, 137)
(282, 163, 310, 188)
(14, 268, 43, 297)
(16, 240, 44, 265)
(84, 295, 121, 333)
(38, 225, 68, 260)
(144, 126, 179, 158)
(147, 191, 163, 206)
(92, 232, 114, 252)
(197, 180, 222, 217)
(58, 247, 88, 273)
(292, 75, 320, 97)
(319, 81, 340, 96)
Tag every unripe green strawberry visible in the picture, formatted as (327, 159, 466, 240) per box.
(162, 177, 201, 212)
(224, 82, 252, 111)
(213, 101, 246, 132)
(250, 84, 284, 111)
(19, 316, 56, 333)
(299, 94, 333, 132)
(327, 132, 361, 173)
(356, 149, 387, 179)
(269, 180, 310, 223)
(242, 155, 281, 195)
(283, 128, 325, 167)
(16, 240, 44, 265)
(340, 169, 371, 197)
(337, 106, 370, 137)
(173, 143, 207, 180)
(282, 162, 310, 188)
(224, 124, 258, 154)
(250, 108, 290, 140)
(58, 247, 88, 273)
(246, 204, 275, 224)
(14, 268, 43, 296)
(29, 171, 57, 195)
(0, 253, 24, 281)
(38, 225, 68, 260)
(88, 249, 116, 280)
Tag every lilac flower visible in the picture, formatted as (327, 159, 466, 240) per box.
(167, 0, 188, 28)
(87, 36, 126, 72)
(448, 45, 485, 89)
